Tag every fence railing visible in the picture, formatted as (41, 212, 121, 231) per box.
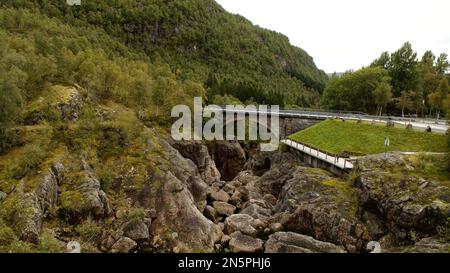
(282, 139, 355, 169)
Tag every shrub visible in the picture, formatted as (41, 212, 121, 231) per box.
(437, 217, 450, 242)
(37, 231, 64, 253)
(75, 219, 102, 244)
(14, 142, 49, 179)
(5, 240, 36, 253)
(0, 220, 17, 246)
(0, 195, 34, 235)
(127, 208, 146, 222)
(59, 191, 84, 211)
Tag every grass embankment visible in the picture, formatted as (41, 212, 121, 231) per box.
(288, 119, 448, 156)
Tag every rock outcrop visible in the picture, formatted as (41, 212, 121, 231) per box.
(356, 153, 450, 243)
(206, 141, 246, 181)
(20, 159, 65, 243)
(171, 140, 221, 185)
(148, 172, 222, 252)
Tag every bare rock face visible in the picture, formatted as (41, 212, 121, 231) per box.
(171, 140, 221, 185)
(278, 118, 321, 139)
(19, 159, 64, 243)
(229, 232, 264, 253)
(75, 171, 111, 219)
(20, 193, 44, 244)
(163, 140, 209, 212)
(133, 137, 224, 253)
(273, 167, 368, 251)
(265, 232, 346, 253)
(149, 172, 223, 252)
(356, 153, 450, 242)
(206, 141, 246, 181)
(35, 164, 61, 213)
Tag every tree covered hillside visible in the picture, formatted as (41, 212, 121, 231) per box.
(2, 0, 328, 106)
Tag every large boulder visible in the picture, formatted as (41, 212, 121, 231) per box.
(209, 188, 230, 203)
(224, 214, 259, 237)
(229, 232, 264, 253)
(213, 201, 236, 217)
(110, 237, 137, 253)
(265, 232, 346, 253)
(123, 219, 149, 241)
(64, 170, 111, 222)
(149, 172, 223, 252)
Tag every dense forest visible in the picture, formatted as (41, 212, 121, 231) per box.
(0, 0, 333, 155)
(1, 0, 328, 107)
(322, 42, 450, 118)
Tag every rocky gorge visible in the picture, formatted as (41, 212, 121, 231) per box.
(0, 87, 448, 253)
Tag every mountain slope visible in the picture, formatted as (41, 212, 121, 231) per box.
(2, 0, 328, 106)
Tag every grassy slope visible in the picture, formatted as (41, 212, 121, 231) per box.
(289, 119, 448, 155)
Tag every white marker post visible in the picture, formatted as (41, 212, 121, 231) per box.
(384, 136, 390, 158)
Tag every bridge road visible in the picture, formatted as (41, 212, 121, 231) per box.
(220, 107, 449, 133)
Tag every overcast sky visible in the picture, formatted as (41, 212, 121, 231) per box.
(215, 0, 450, 73)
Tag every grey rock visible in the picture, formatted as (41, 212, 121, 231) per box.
(224, 214, 258, 237)
(213, 201, 236, 217)
(230, 191, 243, 205)
(269, 223, 284, 233)
(123, 219, 150, 241)
(265, 232, 346, 253)
(171, 140, 221, 185)
(240, 204, 271, 220)
(410, 237, 450, 253)
(229, 232, 264, 253)
(111, 237, 137, 253)
(75, 170, 111, 219)
(0, 191, 7, 202)
(222, 184, 236, 195)
(210, 189, 230, 203)
(204, 205, 218, 222)
(149, 172, 223, 252)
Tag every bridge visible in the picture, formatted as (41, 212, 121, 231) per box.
(220, 106, 448, 176)
(282, 139, 354, 176)
(221, 107, 449, 133)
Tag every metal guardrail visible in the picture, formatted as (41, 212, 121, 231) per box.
(218, 105, 449, 124)
(218, 106, 449, 132)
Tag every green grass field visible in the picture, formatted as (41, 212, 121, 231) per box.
(288, 119, 448, 156)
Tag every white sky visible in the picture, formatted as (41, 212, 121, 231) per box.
(215, 0, 450, 73)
